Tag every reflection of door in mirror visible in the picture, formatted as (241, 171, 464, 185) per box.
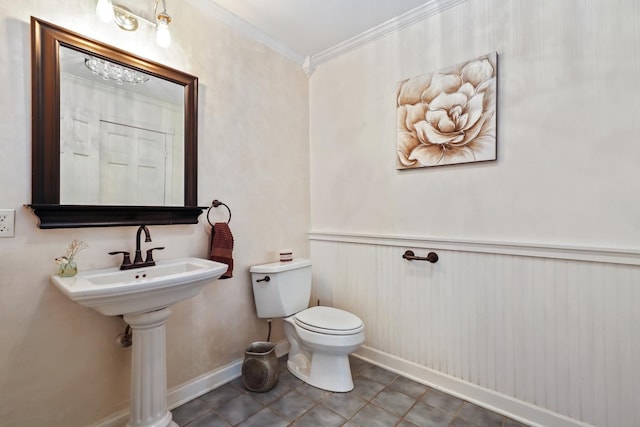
(59, 46, 184, 206)
(60, 109, 100, 204)
(99, 122, 174, 205)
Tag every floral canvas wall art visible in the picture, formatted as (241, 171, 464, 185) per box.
(396, 52, 497, 169)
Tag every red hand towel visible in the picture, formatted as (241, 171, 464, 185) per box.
(210, 222, 234, 279)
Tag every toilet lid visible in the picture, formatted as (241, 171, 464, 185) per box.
(295, 306, 364, 336)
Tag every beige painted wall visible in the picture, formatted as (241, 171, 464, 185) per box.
(0, 1, 309, 426)
(309, 0, 640, 250)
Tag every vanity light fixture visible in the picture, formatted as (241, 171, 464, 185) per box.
(95, 0, 172, 48)
(96, 0, 115, 23)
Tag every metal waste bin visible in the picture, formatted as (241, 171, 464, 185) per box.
(241, 341, 279, 392)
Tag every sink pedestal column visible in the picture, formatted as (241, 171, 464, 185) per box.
(124, 307, 177, 427)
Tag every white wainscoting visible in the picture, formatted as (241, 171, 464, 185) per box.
(309, 232, 640, 427)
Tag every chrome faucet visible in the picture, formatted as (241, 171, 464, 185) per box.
(109, 225, 165, 270)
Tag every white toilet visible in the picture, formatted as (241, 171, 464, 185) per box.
(250, 258, 365, 392)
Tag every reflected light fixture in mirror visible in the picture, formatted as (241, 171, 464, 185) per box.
(85, 56, 150, 84)
(96, 0, 172, 48)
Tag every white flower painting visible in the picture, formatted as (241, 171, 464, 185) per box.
(396, 52, 497, 169)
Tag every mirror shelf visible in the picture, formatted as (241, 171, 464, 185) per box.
(28, 205, 206, 229)
(29, 18, 202, 228)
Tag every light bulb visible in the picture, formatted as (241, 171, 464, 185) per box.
(96, 0, 114, 23)
(155, 18, 171, 48)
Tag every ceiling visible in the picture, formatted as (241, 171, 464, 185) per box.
(205, 0, 466, 66)
(207, 0, 428, 58)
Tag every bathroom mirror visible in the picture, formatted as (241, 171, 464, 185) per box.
(29, 17, 202, 228)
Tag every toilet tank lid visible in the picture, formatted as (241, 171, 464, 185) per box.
(250, 258, 311, 273)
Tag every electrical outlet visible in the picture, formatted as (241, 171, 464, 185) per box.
(0, 209, 15, 237)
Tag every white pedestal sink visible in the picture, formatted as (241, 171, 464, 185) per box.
(51, 257, 228, 427)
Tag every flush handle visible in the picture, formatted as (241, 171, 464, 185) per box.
(256, 276, 270, 283)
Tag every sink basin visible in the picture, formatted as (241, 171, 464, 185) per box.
(51, 257, 228, 315)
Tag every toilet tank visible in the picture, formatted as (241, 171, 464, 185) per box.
(250, 258, 312, 318)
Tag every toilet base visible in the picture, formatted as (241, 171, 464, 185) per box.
(287, 348, 355, 392)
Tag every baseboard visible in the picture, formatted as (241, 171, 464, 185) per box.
(169, 339, 291, 409)
(353, 346, 593, 427)
(91, 340, 290, 427)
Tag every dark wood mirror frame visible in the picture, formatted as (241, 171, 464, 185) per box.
(29, 17, 203, 228)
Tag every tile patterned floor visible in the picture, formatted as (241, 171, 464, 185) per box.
(171, 356, 529, 427)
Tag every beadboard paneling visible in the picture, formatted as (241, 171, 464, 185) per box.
(309, 234, 640, 427)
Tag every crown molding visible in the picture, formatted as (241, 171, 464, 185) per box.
(205, 0, 467, 73)
(204, 0, 306, 65)
(310, 0, 468, 67)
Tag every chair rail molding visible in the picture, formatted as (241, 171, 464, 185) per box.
(308, 231, 640, 266)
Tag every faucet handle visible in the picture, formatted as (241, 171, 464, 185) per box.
(109, 251, 132, 269)
(144, 247, 165, 265)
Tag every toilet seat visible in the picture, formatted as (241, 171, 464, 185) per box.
(294, 306, 364, 336)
